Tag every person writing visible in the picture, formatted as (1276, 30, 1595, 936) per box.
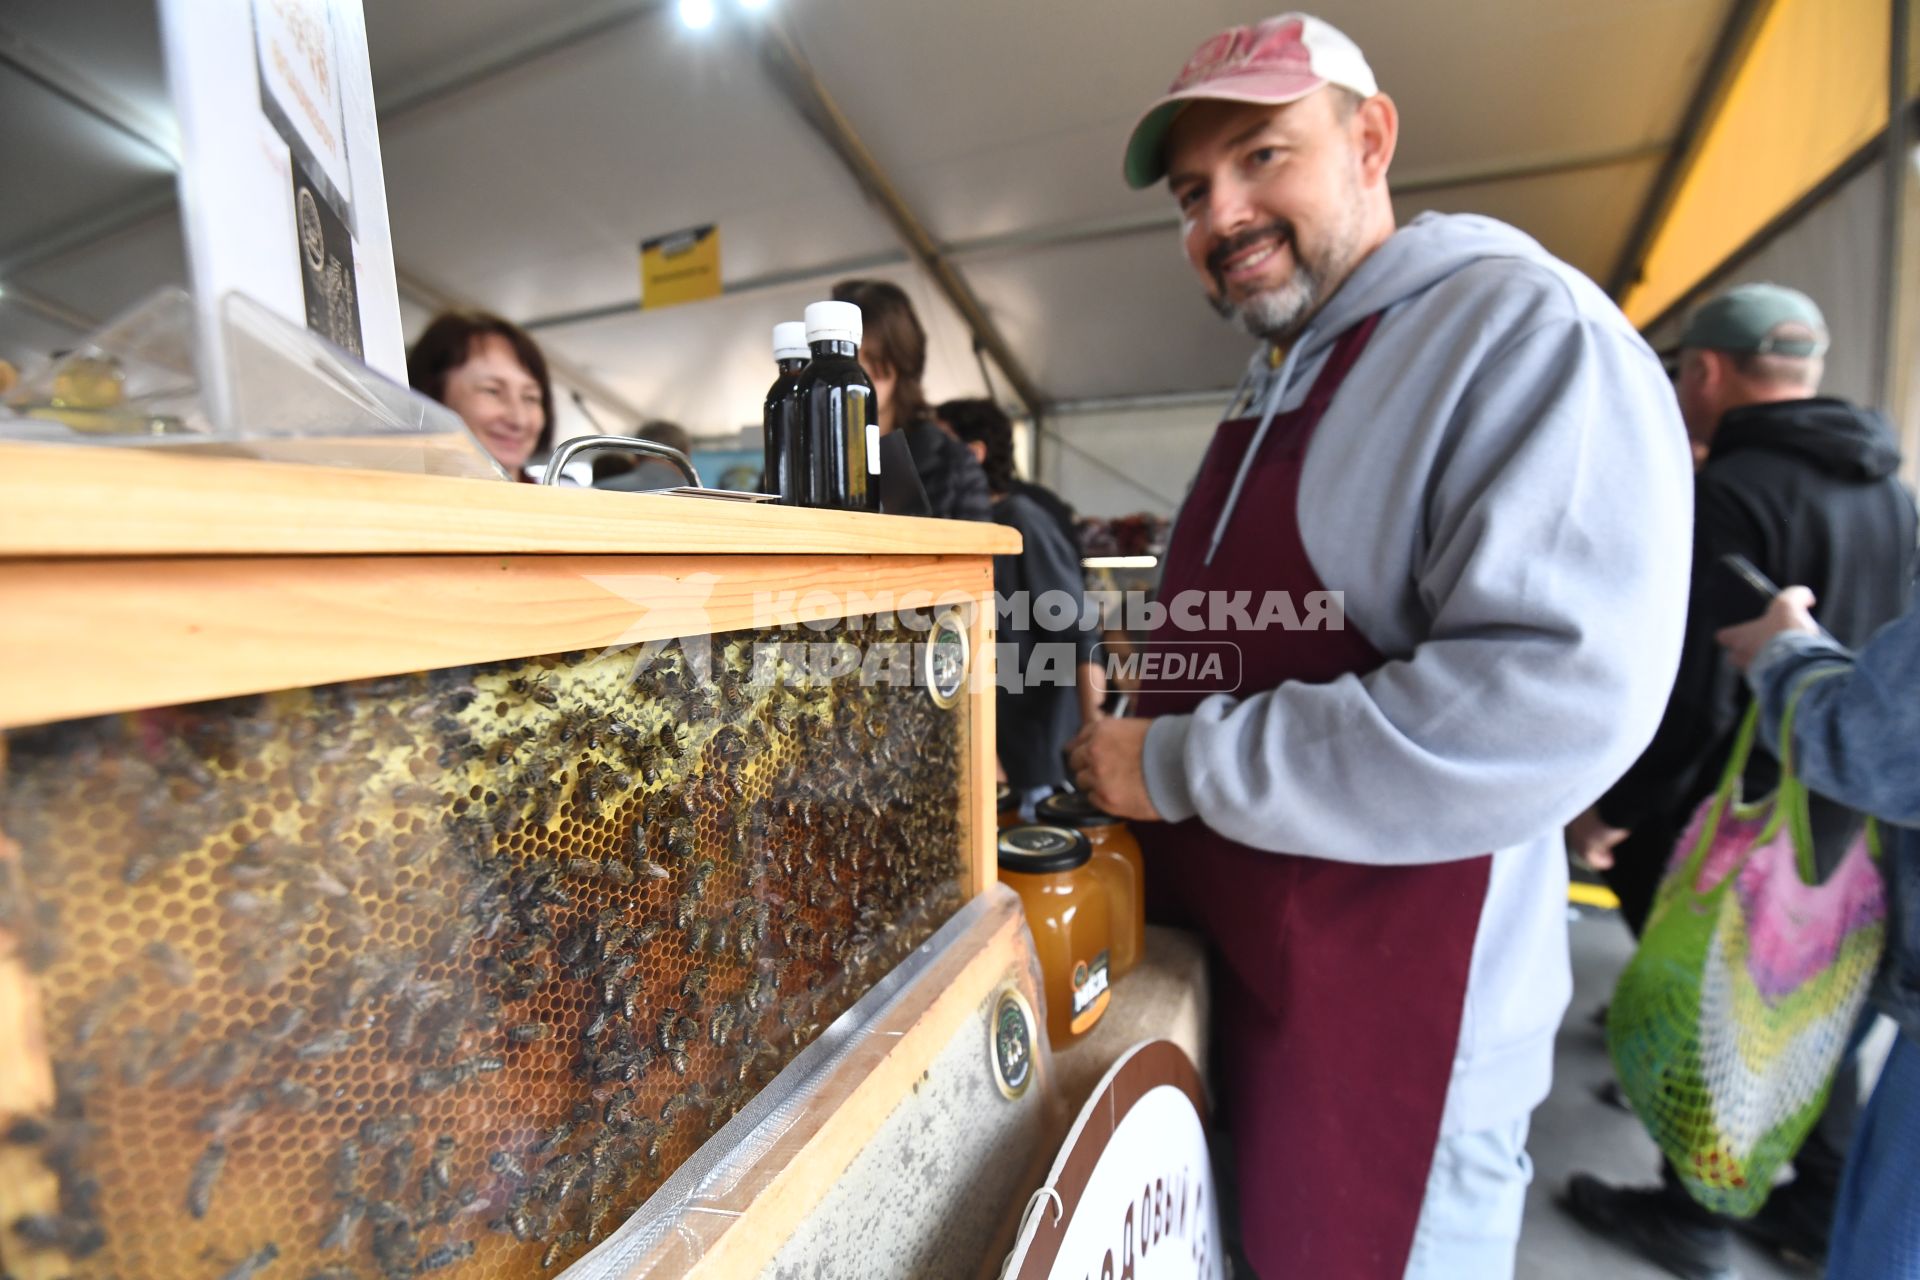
(407, 310, 555, 483)
(1067, 13, 1691, 1277)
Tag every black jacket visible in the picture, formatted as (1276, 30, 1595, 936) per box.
(992, 493, 1097, 789)
(900, 419, 992, 522)
(1601, 397, 1917, 853)
(1009, 478, 1081, 555)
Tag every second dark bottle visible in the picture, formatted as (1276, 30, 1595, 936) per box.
(762, 321, 809, 504)
(793, 300, 879, 512)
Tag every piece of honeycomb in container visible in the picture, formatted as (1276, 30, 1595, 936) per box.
(0, 618, 969, 1279)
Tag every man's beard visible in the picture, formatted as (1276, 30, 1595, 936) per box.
(1206, 205, 1359, 344)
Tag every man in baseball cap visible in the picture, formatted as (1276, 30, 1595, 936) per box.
(1070, 14, 1694, 1278)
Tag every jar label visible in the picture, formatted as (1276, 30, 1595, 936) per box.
(1069, 950, 1112, 1034)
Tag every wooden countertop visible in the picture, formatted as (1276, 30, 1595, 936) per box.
(1052, 926, 1211, 1113)
(0, 441, 1022, 559)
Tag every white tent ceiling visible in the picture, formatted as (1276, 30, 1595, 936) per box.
(2, 0, 1732, 437)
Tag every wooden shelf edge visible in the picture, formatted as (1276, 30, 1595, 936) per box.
(0, 441, 1024, 559)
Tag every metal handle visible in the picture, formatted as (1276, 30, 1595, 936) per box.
(540, 434, 702, 487)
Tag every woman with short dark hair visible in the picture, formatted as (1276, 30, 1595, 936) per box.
(830, 279, 990, 522)
(407, 311, 555, 482)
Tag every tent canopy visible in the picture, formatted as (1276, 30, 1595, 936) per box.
(2, 0, 1740, 436)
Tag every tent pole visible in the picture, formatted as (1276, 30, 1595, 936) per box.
(1606, 0, 1774, 304)
(1878, 0, 1912, 423)
(751, 17, 1050, 433)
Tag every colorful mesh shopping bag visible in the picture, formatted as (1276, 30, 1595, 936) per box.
(1607, 694, 1885, 1216)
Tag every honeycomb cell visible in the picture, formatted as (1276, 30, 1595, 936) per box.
(0, 618, 968, 1279)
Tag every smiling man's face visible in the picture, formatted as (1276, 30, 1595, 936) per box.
(1166, 89, 1380, 345)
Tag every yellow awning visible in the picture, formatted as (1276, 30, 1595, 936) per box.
(1623, 0, 1891, 328)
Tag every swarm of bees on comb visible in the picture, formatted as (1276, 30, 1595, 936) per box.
(0, 619, 968, 1279)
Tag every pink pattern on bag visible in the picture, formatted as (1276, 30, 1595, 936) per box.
(1667, 802, 1768, 891)
(1734, 836, 1885, 1002)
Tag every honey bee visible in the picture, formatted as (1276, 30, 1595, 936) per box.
(198, 1087, 267, 1136)
(140, 939, 195, 988)
(542, 1229, 582, 1269)
(412, 1065, 466, 1094)
(72, 974, 136, 1048)
(295, 1028, 358, 1060)
(424, 1133, 455, 1192)
(319, 1199, 364, 1251)
(417, 1240, 476, 1272)
(382, 1139, 416, 1198)
(360, 1114, 419, 1148)
(187, 1141, 227, 1218)
(534, 1121, 575, 1156)
(331, 1139, 361, 1198)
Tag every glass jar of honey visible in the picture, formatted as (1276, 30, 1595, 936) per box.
(996, 782, 1021, 829)
(1036, 790, 1145, 979)
(998, 825, 1112, 1046)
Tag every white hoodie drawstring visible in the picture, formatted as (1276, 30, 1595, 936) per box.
(1204, 335, 1309, 567)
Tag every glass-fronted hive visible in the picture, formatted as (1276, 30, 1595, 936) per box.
(0, 615, 971, 1279)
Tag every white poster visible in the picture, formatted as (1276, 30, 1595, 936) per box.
(158, 0, 404, 425)
(1006, 1041, 1225, 1280)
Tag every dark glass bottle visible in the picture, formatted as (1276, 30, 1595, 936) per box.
(793, 300, 879, 512)
(762, 321, 809, 504)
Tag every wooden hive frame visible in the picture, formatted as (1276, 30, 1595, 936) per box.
(0, 442, 1020, 1279)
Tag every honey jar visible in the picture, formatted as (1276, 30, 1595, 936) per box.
(996, 781, 1021, 829)
(998, 825, 1112, 1045)
(1036, 790, 1146, 979)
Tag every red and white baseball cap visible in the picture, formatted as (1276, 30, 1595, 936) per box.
(1123, 13, 1379, 190)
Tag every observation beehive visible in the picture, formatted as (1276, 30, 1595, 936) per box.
(0, 616, 969, 1280)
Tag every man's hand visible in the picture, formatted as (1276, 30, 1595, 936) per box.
(1565, 805, 1628, 872)
(1716, 586, 1819, 672)
(1065, 717, 1161, 821)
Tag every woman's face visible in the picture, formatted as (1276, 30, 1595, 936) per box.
(442, 334, 545, 475)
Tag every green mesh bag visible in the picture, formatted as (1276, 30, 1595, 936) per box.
(1606, 693, 1886, 1216)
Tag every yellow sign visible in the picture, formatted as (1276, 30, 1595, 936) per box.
(639, 224, 721, 309)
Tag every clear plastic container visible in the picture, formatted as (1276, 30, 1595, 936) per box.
(1037, 790, 1145, 979)
(998, 825, 1111, 1045)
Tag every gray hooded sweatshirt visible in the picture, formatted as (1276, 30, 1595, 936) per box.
(1141, 212, 1694, 1134)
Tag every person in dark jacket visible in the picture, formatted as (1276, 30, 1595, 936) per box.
(939, 397, 1104, 792)
(1717, 586, 1920, 1280)
(830, 279, 992, 522)
(935, 398, 1083, 557)
(1565, 284, 1918, 1277)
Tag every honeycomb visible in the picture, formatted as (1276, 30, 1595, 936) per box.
(0, 617, 969, 1279)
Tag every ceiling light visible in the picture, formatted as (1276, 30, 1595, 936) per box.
(678, 0, 716, 28)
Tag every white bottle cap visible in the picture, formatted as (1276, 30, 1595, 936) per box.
(772, 322, 809, 360)
(803, 300, 862, 345)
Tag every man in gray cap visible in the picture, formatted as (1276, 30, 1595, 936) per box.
(1566, 283, 1916, 1278)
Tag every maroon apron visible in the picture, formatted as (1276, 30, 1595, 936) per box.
(1135, 316, 1492, 1278)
